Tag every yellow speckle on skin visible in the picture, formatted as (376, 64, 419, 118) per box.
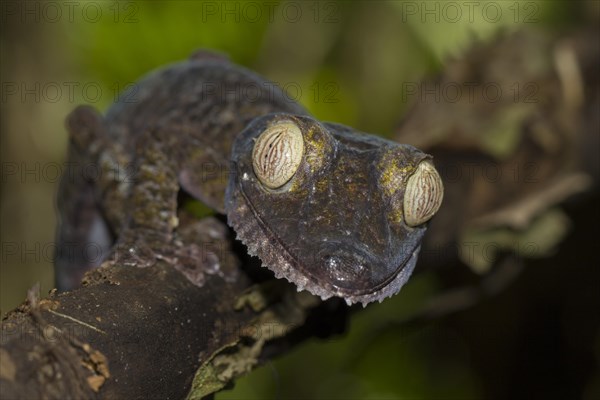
(306, 127, 331, 170)
(288, 126, 331, 192)
(377, 151, 418, 224)
(389, 208, 404, 224)
(378, 157, 415, 198)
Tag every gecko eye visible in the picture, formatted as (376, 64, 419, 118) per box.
(403, 160, 444, 226)
(252, 120, 304, 189)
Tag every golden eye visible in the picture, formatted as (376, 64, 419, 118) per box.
(404, 161, 444, 226)
(252, 121, 304, 189)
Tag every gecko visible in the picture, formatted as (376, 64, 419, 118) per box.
(55, 51, 443, 306)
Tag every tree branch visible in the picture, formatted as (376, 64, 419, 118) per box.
(0, 215, 345, 399)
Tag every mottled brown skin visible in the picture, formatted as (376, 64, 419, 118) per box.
(56, 52, 433, 305)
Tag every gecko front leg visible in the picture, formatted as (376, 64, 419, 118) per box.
(57, 106, 183, 285)
(109, 127, 181, 267)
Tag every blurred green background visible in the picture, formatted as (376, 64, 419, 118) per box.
(1, 1, 598, 399)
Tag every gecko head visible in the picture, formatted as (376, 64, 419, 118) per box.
(225, 114, 443, 306)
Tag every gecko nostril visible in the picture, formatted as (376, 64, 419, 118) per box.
(321, 253, 367, 284)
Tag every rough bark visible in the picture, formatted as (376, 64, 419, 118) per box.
(0, 214, 347, 400)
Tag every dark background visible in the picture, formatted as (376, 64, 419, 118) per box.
(1, 1, 598, 399)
